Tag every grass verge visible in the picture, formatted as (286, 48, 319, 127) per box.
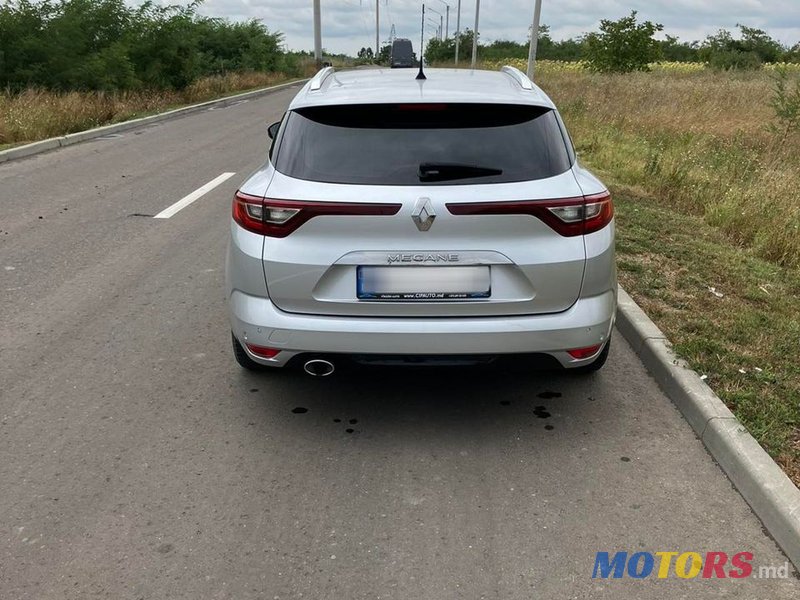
(0, 69, 315, 148)
(613, 187, 800, 486)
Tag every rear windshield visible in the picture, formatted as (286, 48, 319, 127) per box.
(273, 103, 572, 185)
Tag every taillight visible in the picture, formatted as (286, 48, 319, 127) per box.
(446, 191, 613, 237)
(581, 192, 614, 235)
(233, 192, 402, 238)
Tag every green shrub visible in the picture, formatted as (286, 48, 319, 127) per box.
(583, 11, 663, 73)
(708, 49, 763, 71)
(768, 67, 800, 141)
(700, 25, 785, 71)
(0, 0, 287, 92)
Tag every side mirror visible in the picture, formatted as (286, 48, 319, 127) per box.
(267, 122, 281, 140)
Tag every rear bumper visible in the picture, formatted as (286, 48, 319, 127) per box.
(229, 289, 616, 368)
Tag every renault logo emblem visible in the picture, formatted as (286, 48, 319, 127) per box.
(411, 197, 436, 232)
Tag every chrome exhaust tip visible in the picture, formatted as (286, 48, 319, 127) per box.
(303, 359, 335, 377)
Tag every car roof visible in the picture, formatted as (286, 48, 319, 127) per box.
(289, 67, 556, 110)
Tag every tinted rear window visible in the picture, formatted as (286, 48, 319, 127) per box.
(273, 103, 571, 185)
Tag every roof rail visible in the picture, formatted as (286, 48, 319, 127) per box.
(500, 65, 533, 91)
(309, 66, 335, 91)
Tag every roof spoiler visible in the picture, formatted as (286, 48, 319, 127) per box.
(309, 66, 335, 91)
(500, 66, 533, 91)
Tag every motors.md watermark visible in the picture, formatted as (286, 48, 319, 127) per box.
(592, 551, 794, 580)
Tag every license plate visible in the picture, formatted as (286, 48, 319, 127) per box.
(357, 266, 491, 300)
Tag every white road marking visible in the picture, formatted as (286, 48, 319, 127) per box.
(154, 172, 236, 219)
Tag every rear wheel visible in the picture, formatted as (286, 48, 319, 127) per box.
(231, 333, 267, 371)
(569, 339, 610, 374)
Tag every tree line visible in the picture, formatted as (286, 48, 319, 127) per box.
(2, 1, 798, 93)
(423, 12, 800, 73)
(0, 0, 297, 91)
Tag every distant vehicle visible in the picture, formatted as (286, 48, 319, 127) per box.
(226, 66, 616, 376)
(390, 39, 414, 68)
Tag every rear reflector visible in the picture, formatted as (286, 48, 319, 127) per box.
(446, 191, 613, 237)
(233, 192, 402, 238)
(567, 344, 603, 360)
(245, 344, 281, 359)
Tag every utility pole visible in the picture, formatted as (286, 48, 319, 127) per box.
(437, 1, 450, 38)
(471, 0, 479, 68)
(454, 0, 461, 65)
(313, 0, 322, 69)
(427, 17, 440, 40)
(429, 7, 443, 41)
(375, 0, 380, 61)
(417, 4, 426, 79)
(526, 0, 543, 80)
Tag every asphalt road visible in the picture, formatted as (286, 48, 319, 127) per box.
(1, 85, 797, 599)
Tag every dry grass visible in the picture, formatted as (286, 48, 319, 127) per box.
(534, 68, 800, 269)
(541, 69, 774, 138)
(0, 70, 313, 147)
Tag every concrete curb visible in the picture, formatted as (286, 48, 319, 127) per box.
(0, 79, 308, 165)
(616, 286, 800, 570)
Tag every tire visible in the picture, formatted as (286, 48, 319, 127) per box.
(569, 339, 610, 374)
(231, 333, 267, 371)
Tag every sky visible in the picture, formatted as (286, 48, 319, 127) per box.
(193, 0, 800, 56)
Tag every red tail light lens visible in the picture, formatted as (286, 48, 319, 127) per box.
(245, 343, 281, 359)
(446, 191, 613, 237)
(567, 344, 603, 359)
(233, 192, 402, 238)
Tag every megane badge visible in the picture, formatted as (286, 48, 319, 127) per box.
(412, 197, 436, 232)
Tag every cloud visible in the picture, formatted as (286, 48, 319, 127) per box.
(189, 0, 799, 54)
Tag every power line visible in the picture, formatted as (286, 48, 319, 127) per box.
(384, 0, 395, 35)
(349, 0, 372, 46)
(437, 1, 450, 39)
(356, 0, 377, 53)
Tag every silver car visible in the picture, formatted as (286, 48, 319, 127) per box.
(226, 66, 616, 376)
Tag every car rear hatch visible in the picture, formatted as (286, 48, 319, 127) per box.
(255, 102, 593, 318)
